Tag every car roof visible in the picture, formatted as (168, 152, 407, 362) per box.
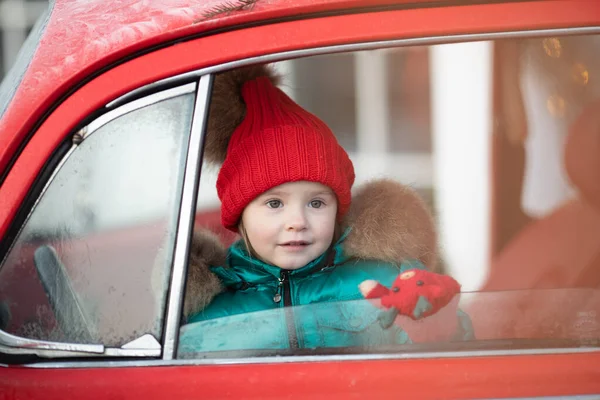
(0, 0, 450, 173)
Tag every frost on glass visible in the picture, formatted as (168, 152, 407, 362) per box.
(0, 93, 194, 346)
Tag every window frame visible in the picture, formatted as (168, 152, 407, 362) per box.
(158, 25, 600, 362)
(0, 80, 205, 359)
(136, 26, 600, 364)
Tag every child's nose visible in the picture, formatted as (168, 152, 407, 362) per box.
(285, 208, 308, 231)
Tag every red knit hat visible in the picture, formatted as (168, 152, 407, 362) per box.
(216, 76, 355, 231)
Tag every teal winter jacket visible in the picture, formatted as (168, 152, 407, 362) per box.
(178, 232, 473, 355)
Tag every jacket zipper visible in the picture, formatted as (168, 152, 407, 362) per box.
(279, 270, 298, 349)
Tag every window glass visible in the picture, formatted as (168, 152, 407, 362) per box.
(184, 33, 600, 358)
(0, 90, 194, 346)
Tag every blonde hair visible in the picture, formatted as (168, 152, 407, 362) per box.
(238, 220, 258, 258)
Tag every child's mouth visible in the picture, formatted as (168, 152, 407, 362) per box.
(279, 241, 311, 250)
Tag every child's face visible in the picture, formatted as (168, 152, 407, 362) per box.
(241, 181, 338, 270)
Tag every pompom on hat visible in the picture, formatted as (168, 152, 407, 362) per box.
(205, 65, 355, 232)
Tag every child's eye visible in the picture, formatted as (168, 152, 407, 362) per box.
(309, 200, 324, 208)
(266, 200, 283, 209)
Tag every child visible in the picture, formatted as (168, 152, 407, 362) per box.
(178, 65, 472, 355)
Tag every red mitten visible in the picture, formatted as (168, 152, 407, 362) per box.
(359, 269, 461, 342)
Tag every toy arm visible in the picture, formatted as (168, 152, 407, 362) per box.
(359, 280, 390, 299)
(359, 270, 463, 343)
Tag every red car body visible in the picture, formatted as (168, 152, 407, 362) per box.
(1, 0, 599, 398)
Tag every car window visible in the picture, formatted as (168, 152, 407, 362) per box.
(178, 289, 600, 359)
(183, 32, 600, 359)
(0, 86, 195, 347)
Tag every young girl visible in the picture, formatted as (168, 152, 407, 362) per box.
(178, 65, 472, 355)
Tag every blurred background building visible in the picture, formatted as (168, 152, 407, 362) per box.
(0, 0, 47, 79)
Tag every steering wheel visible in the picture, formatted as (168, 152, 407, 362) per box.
(33, 245, 96, 343)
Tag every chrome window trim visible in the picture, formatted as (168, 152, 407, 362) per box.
(107, 26, 600, 108)
(0, 329, 104, 354)
(86, 83, 197, 138)
(0, 345, 161, 359)
(0, 329, 161, 358)
(19, 346, 600, 369)
(103, 348, 161, 357)
(162, 74, 214, 360)
(0, 83, 197, 358)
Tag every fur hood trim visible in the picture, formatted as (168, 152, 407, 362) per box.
(183, 179, 438, 320)
(342, 179, 438, 270)
(182, 230, 226, 320)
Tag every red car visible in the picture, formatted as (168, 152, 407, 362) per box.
(1, 0, 599, 398)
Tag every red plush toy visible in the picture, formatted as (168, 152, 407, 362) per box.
(359, 269, 462, 341)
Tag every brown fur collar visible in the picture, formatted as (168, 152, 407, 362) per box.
(182, 229, 226, 320)
(342, 179, 438, 270)
(182, 179, 438, 320)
